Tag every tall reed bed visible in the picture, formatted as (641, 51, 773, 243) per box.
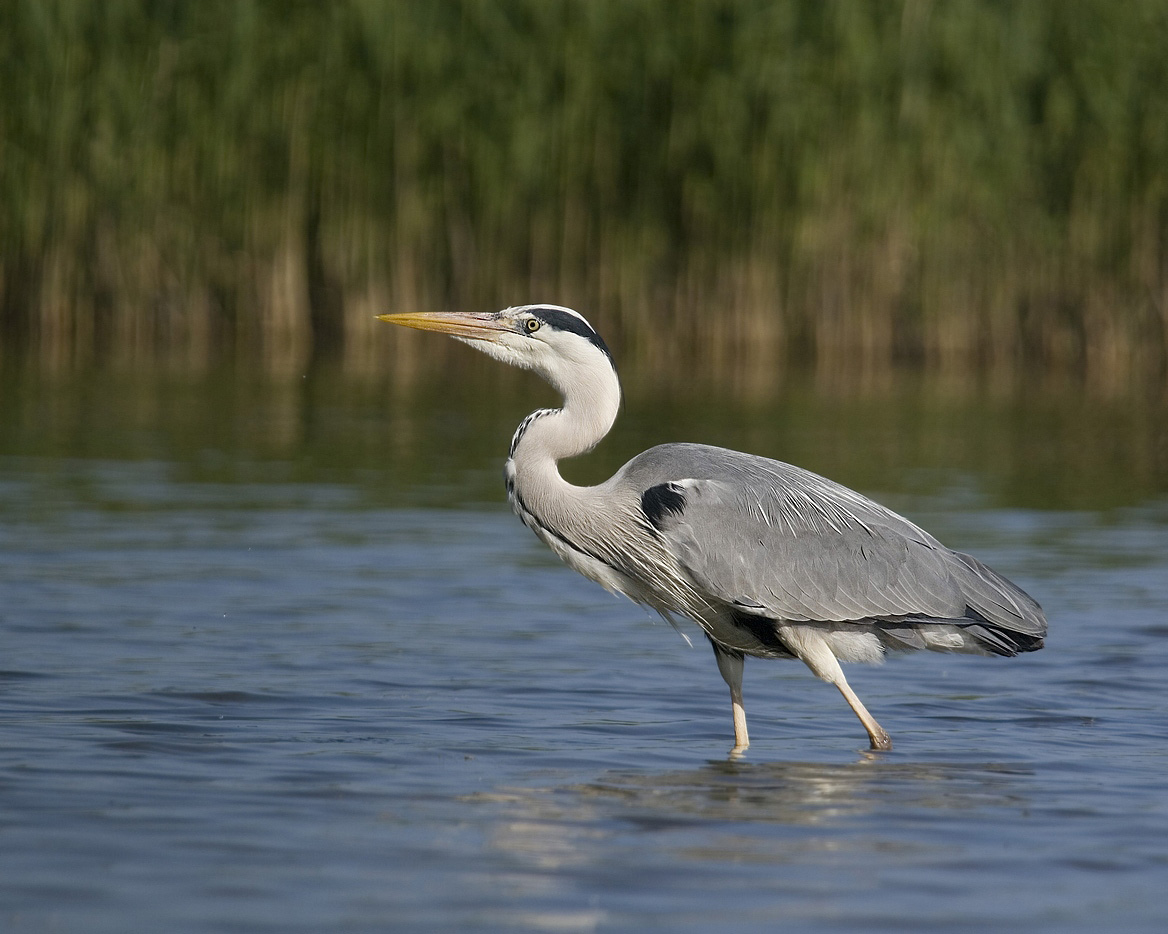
(1, 0, 1166, 379)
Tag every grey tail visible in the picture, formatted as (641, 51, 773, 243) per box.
(957, 606, 1045, 657)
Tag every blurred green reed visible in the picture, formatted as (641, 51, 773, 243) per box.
(1, 0, 1166, 381)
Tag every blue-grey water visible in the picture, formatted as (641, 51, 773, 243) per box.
(2, 369, 1167, 932)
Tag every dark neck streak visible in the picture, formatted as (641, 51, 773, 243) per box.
(508, 408, 555, 460)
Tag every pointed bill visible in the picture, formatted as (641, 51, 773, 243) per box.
(376, 311, 512, 342)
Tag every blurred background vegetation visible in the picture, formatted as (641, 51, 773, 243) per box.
(1, 0, 1167, 382)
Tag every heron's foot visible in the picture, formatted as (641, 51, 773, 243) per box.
(728, 741, 749, 760)
(867, 728, 893, 752)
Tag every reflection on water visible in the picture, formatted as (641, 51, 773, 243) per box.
(579, 756, 1030, 822)
(472, 757, 1032, 867)
(1, 363, 1165, 512)
(450, 751, 1071, 933)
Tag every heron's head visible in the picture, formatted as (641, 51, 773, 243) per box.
(378, 304, 616, 393)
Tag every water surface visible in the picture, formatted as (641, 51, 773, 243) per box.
(1, 368, 1166, 932)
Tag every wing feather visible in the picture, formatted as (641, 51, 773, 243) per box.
(621, 443, 1045, 642)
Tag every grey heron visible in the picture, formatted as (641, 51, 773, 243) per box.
(379, 304, 1046, 752)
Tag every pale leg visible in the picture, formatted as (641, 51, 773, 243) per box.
(710, 641, 749, 751)
(779, 625, 893, 751)
(832, 678, 892, 750)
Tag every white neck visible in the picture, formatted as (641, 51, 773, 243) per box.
(506, 354, 621, 527)
(512, 356, 620, 467)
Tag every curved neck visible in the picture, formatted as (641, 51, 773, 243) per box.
(505, 359, 622, 549)
(511, 359, 621, 472)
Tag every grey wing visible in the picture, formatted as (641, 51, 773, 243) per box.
(631, 444, 1046, 655)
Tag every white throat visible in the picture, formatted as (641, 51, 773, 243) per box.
(504, 350, 621, 531)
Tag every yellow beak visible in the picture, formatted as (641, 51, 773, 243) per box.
(376, 311, 512, 342)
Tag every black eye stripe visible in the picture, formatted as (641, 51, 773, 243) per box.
(530, 308, 615, 369)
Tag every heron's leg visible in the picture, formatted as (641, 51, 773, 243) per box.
(778, 626, 893, 751)
(709, 639, 749, 751)
(832, 678, 892, 751)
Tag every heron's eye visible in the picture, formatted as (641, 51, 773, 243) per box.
(524, 318, 541, 333)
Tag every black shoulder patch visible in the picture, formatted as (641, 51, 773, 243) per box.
(641, 482, 686, 530)
(531, 307, 616, 369)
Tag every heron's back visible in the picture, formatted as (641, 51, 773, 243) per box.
(609, 442, 1046, 658)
